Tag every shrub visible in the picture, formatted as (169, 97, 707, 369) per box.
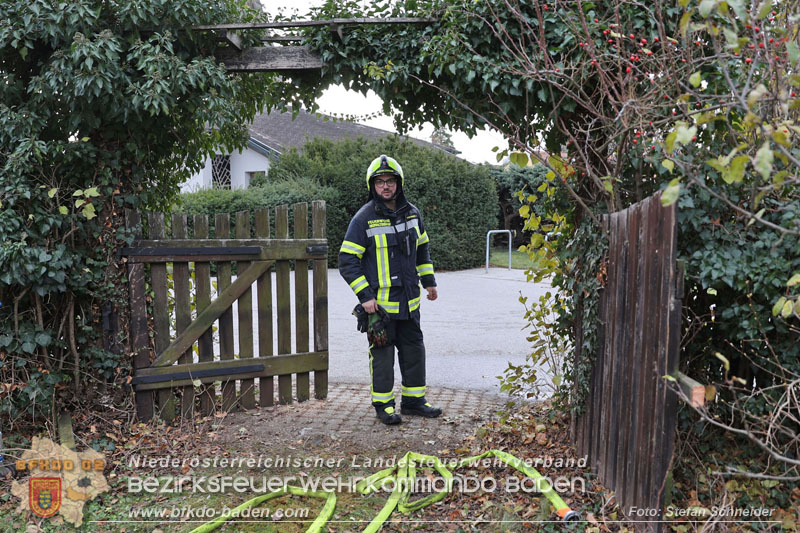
(177, 177, 346, 263)
(266, 136, 498, 271)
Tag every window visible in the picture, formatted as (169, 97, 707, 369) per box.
(212, 155, 231, 189)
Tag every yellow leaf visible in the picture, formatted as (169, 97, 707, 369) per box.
(714, 352, 730, 372)
(48, 188, 58, 198)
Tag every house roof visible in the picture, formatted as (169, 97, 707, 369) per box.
(247, 109, 460, 157)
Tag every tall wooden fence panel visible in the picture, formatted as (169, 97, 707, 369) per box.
(123, 202, 329, 423)
(574, 192, 682, 532)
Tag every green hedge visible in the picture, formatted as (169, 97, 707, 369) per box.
(176, 177, 347, 264)
(265, 136, 498, 271)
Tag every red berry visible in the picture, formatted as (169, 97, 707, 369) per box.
(692, 136, 697, 141)
(759, 43, 764, 48)
(629, 33, 635, 39)
(754, 27, 760, 32)
(594, 18, 599, 23)
(651, 145, 655, 150)
(745, 57, 752, 63)
(769, 38, 774, 43)
(654, 37, 659, 42)
(633, 139, 637, 143)
(647, 50, 653, 55)
(626, 67, 631, 73)
(641, 38, 647, 44)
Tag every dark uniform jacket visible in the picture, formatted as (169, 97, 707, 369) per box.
(339, 196, 436, 320)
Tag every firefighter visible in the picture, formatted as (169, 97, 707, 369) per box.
(339, 154, 442, 425)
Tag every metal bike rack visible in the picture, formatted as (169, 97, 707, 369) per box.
(485, 229, 513, 273)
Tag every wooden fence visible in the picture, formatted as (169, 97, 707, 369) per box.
(574, 192, 683, 532)
(122, 202, 328, 422)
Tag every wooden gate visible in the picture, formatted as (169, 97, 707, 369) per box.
(573, 192, 683, 532)
(122, 202, 328, 422)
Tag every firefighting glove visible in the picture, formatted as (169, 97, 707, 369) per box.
(353, 304, 392, 347)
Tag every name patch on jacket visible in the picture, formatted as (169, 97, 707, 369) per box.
(368, 219, 391, 228)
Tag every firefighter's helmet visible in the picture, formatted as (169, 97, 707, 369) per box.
(365, 154, 404, 191)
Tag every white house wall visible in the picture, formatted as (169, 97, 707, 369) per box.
(180, 157, 212, 193)
(231, 147, 271, 190)
(179, 147, 272, 193)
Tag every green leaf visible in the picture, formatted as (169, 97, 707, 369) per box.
(519, 204, 530, 218)
(47, 188, 58, 198)
(662, 159, 675, 173)
(72, 189, 83, 196)
(689, 71, 702, 87)
(753, 142, 773, 180)
(75, 199, 85, 208)
(680, 11, 693, 38)
(545, 171, 555, 181)
(84, 187, 100, 197)
(58, 206, 69, 215)
(510, 152, 529, 167)
(772, 297, 787, 316)
(661, 178, 681, 206)
(756, 1, 772, 19)
(707, 287, 718, 295)
(665, 130, 678, 153)
(82, 203, 96, 220)
(675, 123, 697, 146)
(663, 374, 677, 382)
(81, 137, 90, 142)
(698, 0, 716, 18)
(781, 299, 794, 318)
(727, 0, 746, 18)
(788, 273, 800, 287)
(552, 374, 562, 387)
(723, 155, 749, 184)
(714, 352, 730, 372)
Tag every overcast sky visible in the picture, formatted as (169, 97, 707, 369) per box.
(263, 0, 508, 164)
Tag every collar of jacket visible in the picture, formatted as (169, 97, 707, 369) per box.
(372, 194, 410, 216)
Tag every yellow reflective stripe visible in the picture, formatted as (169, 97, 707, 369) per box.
(402, 385, 425, 397)
(416, 263, 434, 276)
(417, 231, 429, 246)
(375, 234, 390, 288)
(372, 391, 395, 403)
(340, 240, 365, 258)
(409, 295, 421, 312)
(349, 275, 369, 294)
(377, 297, 400, 313)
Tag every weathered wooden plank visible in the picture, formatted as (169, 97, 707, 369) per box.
(312, 201, 328, 400)
(126, 210, 153, 421)
(172, 214, 194, 420)
(58, 412, 76, 451)
(216, 46, 323, 72)
(135, 352, 329, 391)
(294, 203, 310, 402)
(598, 213, 620, 477)
(255, 208, 274, 407)
(649, 199, 677, 519)
(676, 372, 704, 409)
(194, 215, 215, 416)
(631, 198, 652, 518)
(193, 17, 438, 31)
(236, 212, 256, 410)
(147, 213, 175, 422)
(276, 205, 293, 404)
(122, 239, 327, 261)
(638, 196, 665, 523)
(604, 208, 629, 489)
(152, 260, 273, 368)
(216, 214, 236, 412)
(616, 203, 641, 509)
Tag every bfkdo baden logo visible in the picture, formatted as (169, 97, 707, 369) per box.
(11, 437, 110, 527)
(29, 477, 61, 518)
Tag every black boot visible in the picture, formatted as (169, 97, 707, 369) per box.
(376, 405, 402, 425)
(401, 400, 442, 418)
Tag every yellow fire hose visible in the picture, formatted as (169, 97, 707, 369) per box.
(189, 449, 580, 532)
